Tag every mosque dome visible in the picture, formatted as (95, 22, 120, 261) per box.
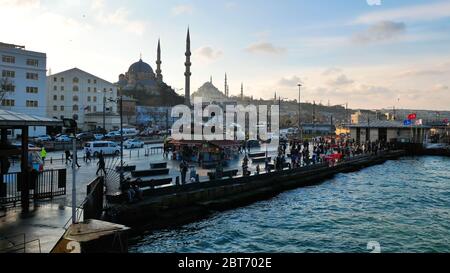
(128, 59, 154, 74)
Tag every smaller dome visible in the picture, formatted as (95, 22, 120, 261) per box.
(128, 59, 154, 74)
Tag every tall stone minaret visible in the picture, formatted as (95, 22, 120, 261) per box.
(184, 28, 192, 106)
(240, 82, 244, 100)
(224, 73, 228, 96)
(156, 39, 163, 82)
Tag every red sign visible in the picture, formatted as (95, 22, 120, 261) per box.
(444, 119, 449, 124)
(407, 113, 417, 120)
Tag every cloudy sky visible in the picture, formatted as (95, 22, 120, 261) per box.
(2, 0, 450, 110)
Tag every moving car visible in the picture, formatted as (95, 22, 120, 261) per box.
(123, 139, 144, 149)
(76, 132, 95, 142)
(84, 141, 121, 156)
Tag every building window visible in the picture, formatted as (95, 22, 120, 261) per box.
(73, 77, 79, 84)
(2, 55, 15, 63)
(61, 77, 64, 82)
(93, 106, 97, 112)
(26, 87, 38, 93)
(73, 105, 79, 111)
(60, 106, 64, 111)
(26, 73, 38, 80)
(26, 100, 38, 107)
(88, 79, 91, 84)
(53, 95, 57, 101)
(26, 59, 39, 67)
(93, 79, 97, 84)
(53, 86, 57, 91)
(93, 87, 97, 92)
(87, 96, 91, 102)
(93, 96, 97, 102)
(103, 88, 106, 92)
(53, 105, 57, 111)
(53, 77, 57, 82)
(2, 70, 15, 78)
(61, 86, 64, 91)
(1, 99, 15, 106)
(73, 95, 79, 102)
(73, 86, 79, 92)
(61, 95, 64, 100)
(88, 87, 91, 92)
(1, 84, 15, 92)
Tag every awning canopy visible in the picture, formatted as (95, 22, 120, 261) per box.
(0, 109, 63, 127)
(348, 120, 430, 129)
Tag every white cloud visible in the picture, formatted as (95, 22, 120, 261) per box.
(366, 0, 382, 6)
(432, 84, 449, 92)
(277, 76, 303, 87)
(172, 4, 193, 16)
(327, 74, 354, 86)
(322, 67, 343, 76)
(245, 42, 286, 55)
(352, 21, 406, 44)
(0, 0, 40, 8)
(194, 46, 223, 61)
(91, 0, 104, 10)
(95, 7, 146, 35)
(355, 1, 450, 24)
(225, 1, 237, 9)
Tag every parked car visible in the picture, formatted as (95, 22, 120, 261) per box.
(34, 135, 52, 142)
(76, 132, 95, 142)
(55, 135, 73, 142)
(84, 141, 120, 157)
(94, 134, 104, 140)
(105, 131, 120, 139)
(123, 139, 144, 149)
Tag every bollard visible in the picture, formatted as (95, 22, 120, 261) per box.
(175, 176, 180, 186)
(50, 157, 53, 164)
(137, 149, 139, 158)
(129, 150, 131, 158)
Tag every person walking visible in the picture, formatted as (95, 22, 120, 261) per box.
(85, 149, 92, 163)
(96, 151, 106, 176)
(40, 147, 47, 165)
(73, 151, 81, 168)
(65, 149, 72, 165)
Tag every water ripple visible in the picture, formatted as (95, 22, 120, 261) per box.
(130, 156, 450, 253)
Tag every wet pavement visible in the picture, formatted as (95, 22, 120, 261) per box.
(0, 203, 72, 253)
(8, 142, 280, 207)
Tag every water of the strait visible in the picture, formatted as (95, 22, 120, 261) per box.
(129, 156, 450, 253)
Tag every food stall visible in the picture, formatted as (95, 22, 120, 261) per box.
(168, 139, 241, 168)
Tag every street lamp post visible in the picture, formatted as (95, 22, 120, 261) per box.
(297, 84, 303, 141)
(119, 95, 124, 182)
(103, 92, 106, 133)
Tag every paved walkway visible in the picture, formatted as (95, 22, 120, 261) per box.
(0, 203, 72, 253)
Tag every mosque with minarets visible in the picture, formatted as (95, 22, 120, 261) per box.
(117, 38, 185, 107)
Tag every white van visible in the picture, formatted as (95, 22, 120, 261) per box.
(122, 128, 139, 137)
(84, 141, 120, 157)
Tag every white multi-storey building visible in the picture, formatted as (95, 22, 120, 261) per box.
(0, 42, 47, 137)
(47, 68, 119, 131)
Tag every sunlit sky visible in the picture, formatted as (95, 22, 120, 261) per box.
(2, 0, 450, 110)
